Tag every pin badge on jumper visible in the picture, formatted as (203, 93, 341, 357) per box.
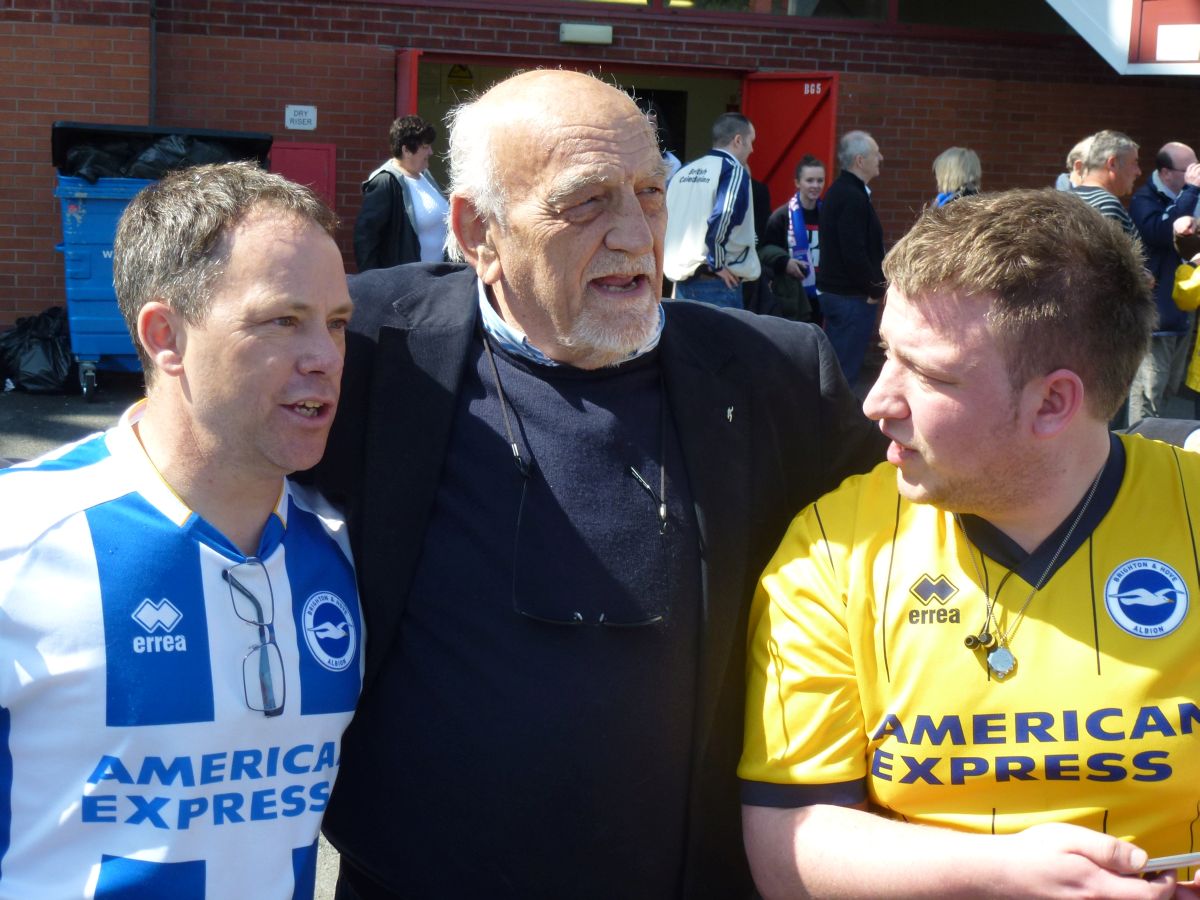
(726, 406, 734, 422)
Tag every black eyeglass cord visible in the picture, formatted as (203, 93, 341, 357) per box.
(483, 332, 532, 480)
(481, 330, 667, 532)
(481, 330, 668, 627)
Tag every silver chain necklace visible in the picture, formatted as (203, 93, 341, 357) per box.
(954, 465, 1104, 680)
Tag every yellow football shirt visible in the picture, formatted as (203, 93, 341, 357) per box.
(740, 435, 1200, 862)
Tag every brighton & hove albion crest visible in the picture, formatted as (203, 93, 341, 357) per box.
(1104, 558, 1188, 638)
(302, 591, 357, 671)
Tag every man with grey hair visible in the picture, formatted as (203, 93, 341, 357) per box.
(0, 162, 362, 897)
(817, 129, 886, 388)
(663, 111, 760, 308)
(1072, 129, 1141, 237)
(313, 70, 883, 899)
(1072, 130, 1143, 427)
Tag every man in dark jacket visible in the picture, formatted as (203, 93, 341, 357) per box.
(817, 130, 886, 388)
(315, 70, 884, 900)
(1129, 141, 1200, 422)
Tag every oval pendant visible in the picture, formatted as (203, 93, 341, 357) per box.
(987, 647, 1016, 679)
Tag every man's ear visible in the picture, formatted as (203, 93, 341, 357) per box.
(450, 196, 502, 285)
(137, 301, 186, 377)
(1027, 368, 1086, 439)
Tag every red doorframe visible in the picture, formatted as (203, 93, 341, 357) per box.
(271, 142, 338, 212)
(396, 49, 422, 117)
(1128, 0, 1200, 62)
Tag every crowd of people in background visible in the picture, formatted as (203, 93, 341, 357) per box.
(351, 107, 1200, 428)
(638, 111, 1200, 425)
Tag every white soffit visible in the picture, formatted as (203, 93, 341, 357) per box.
(1046, 0, 1200, 75)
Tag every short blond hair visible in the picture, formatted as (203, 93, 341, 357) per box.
(932, 147, 981, 194)
(884, 189, 1152, 419)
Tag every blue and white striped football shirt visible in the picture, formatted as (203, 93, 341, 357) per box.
(0, 403, 363, 899)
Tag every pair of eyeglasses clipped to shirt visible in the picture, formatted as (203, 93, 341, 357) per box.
(223, 560, 286, 716)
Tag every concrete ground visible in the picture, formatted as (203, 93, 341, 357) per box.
(0, 370, 145, 461)
(0, 371, 340, 900)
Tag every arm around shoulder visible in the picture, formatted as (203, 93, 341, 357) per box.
(731, 314, 885, 501)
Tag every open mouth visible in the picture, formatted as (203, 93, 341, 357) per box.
(289, 400, 327, 419)
(590, 274, 649, 294)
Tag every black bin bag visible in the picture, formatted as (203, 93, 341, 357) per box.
(0, 306, 74, 393)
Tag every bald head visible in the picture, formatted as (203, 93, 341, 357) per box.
(1156, 141, 1197, 195)
(441, 68, 668, 369)
(479, 69, 642, 124)
(443, 70, 657, 258)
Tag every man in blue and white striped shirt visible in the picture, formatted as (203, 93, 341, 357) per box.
(0, 162, 362, 900)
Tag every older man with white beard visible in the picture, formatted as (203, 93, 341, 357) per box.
(311, 69, 883, 900)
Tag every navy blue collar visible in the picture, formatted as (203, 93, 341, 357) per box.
(958, 433, 1124, 585)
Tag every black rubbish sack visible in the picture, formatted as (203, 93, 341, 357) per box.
(124, 134, 235, 180)
(0, 307, 75, 394)
(64, 139, 148, 183)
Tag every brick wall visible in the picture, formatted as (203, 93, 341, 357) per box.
(153, 31, 395, 263)
(2, 0, 1194, 328)
(1, 1, 149, 326)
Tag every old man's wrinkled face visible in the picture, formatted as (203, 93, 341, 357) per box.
(482, 85, 668, 369)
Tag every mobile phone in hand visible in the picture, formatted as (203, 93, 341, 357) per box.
(1140, 851, 1200, 874)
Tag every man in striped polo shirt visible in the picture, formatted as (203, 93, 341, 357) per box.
(1071, 129, 1142, 238)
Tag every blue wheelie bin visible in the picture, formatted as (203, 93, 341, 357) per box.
(51, 122, 273, 400)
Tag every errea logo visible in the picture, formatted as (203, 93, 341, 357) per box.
(131, 598, 188, 654)
(132, 598, 181, 633)
(908, 574, 962, 625)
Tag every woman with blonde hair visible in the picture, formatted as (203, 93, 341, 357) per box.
(932, 146, 981, 206)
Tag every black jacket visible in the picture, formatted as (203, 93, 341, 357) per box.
(352, 165, 438, 271)
(816, 170, 886, 299)
(314, 264, 885, 898)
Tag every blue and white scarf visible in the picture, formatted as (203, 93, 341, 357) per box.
(786, 194, 819, 299)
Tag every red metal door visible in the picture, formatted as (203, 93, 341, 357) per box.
(741, 72, 838, 214)
(271, 142, 338, 212)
